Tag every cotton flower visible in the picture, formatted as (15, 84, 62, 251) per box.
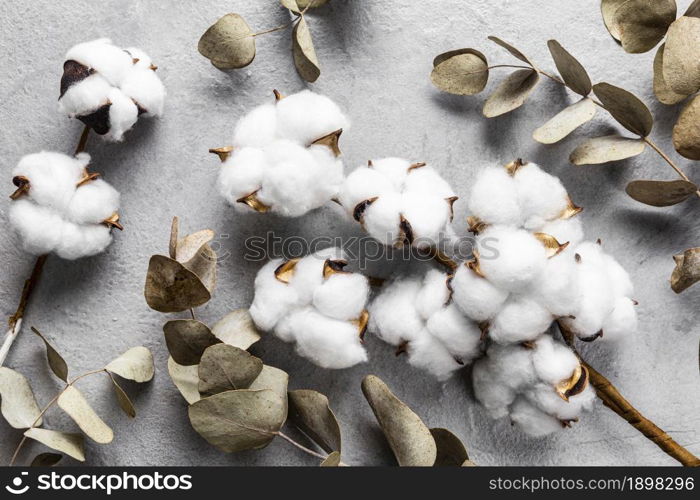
(472, 336, 595, 436)
(339, 159, 457, 249)
(9, 152, 121, 259)
(249, 247, 369, 369)
(369, 269, 482, 380)
(59, 39, 165, 142)
(216, 90, 349, 217)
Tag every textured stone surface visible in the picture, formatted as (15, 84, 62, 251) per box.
(1, 0, 699, 466)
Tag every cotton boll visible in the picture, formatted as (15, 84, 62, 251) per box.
(530, 254, 580, 317)
(121, 66, 165, 116)
(526, 383, 595, 421)
(67, 179, 120, 224)
(485, 343, 537, 391)
(509, 397, 565, 437)
(124, 47, 153, 69)
(105, 88, 139, 141)
(531, 336, 579, 386)
(603, 254, 634, 299)
(401, 192, 450, 248)
(363, 192, 403, 246)
(370, 158, 411, 191)
(451, 264, 509, 321)
(415, 269, 451, 320)
(472, 359, 516, 418)
(574, 241, 605, 267)
(288, 251, 343, 303)
(338, 167, 395, 217)
(537, 218, 584, 249)
(217, 148, 267, 208)
(58, 73, 113, 117)
(468, 167, 521, 226)
(404, 166, 456, 199)
(407, 332, 463, 381)
(249, 259, 301, 332)
(477, 226, 547, 292)
(601, 297, 637, 342)
(13, 152, 85, 211)
(65, 39, 134, 86)
(368, 276, 425, 345)
(55, 222, 113, 260)
(275, 90, 349, 145)
(426, 303, 482, 360)
(313, 273, 369, 321)
(561, 263, 614, 339)
(307, 145, 345, 202)
(9, 200, 65, 256)
(232, 103, 277, 148)
(489, 296, 552, 344)
(514, 163, 569, 229)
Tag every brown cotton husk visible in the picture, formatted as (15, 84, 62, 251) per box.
(102, 213, 123, 231)
(322, 259, 349, 278)
(310, 128, 343, 157)
(467, 216, 488, 234)
(408, 162, 426, 171)
(505, 158, 525, 176)
(273, 89, 284, 101)
(467, 254, 485, 279)
(397, 215, 414, 247)
(78, 103, 112, 135)
(534, 233, 569, 258)
(353, 197, 377, 223)
(76, 171, 100, 187)
(10, 176, 30, 200)
(671, 248, 700, 293)
(353, 310, 370, 340)
(60, 60, 94, 99)
(237, 191, 270, 213)
(274, 258, 300, 284)
(555, 364, 589, 402)
(446, 196, 458, 221)
(209, 146, 234, 162)
(560, 197, 583, 219)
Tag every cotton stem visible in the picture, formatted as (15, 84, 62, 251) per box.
(276, 431, 348, 466)
(556, 321, 700, 467)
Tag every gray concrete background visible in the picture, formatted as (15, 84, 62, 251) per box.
(1, 0, 699, 466)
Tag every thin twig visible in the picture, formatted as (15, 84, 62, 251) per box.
(556, 322, 700, 467)
(644, 138, 700, 198)
(276, 431, 348, 466)
(75, 125, 90, 155)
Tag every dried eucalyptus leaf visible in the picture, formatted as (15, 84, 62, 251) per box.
(145, 255, 211, 312)
(249, 365, 289, 420)
(547, 40, 592, 96)
(188, 389, 286, 452)
(569, 135, 646, 164)
(198, 13, 255, 70)
(167, 357, 201, 404)
(430, 49, 489, 95)
(663, 16, 700, 96)
(211, 309, 261, 350)
(593, 82, 653, 136)
(0, 367, 42, 429)
(361, 375, 437, 466)
(601, 0, 627, 40)
(30, 452, 62, 467)
(686, 0, 700, 17)
(105, 346, 154, 383)
(653, 44, 687, 105)
(487, 36, 533, 66)
(169, 217, 179, 259)
(281, 0, 301, 12)
(673, 94, 700, 159)
(615, 0, 676, 54)
(163, 319, 221, 366)
(181, 243, 217, 294)
(293, 17, 320, 82)
(625, 179, 697, 206)
(288, 389, 341, 453)
(671, 248, 700, 293)
(30, 327, 68, 382)
(176, 230, 215, 263)
(24, 429, 85, 462)
(533, 98, 597, 144)
(483, 69, 540, 118)
(108, 373, 136, 418)
(430, 428, 469, 467)
(57, 386, 113, 444)
(198, 344, 263, 396)
(282, 0, 329, 12)
(320, 451, 341, 467)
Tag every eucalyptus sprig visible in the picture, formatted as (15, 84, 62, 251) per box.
(198, 0, 330, 82)
(144, 218, 473, 466)
(0, 329, 154, 466)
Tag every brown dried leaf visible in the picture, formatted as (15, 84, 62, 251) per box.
(483, 69, 540, 118)
(176, 230, 215, 263)
(361, 375, 437, 466)
(673, 94, 700, 159)
(163, 319, 221, 366)
(30, 327, 68, 382)
(293, 16, 320, 82)
(288, 389, 341, 453)
(487, 36, 534, 66)
(0, 367, 42, 429)
(547, 40, 592, 96)
(105, 346, 154, 383)
(24, 429, 85, 462)
(533, 98, 597, 144)
(662, 16, 700, 96)
(593, 82, 653, 136)
(570, 135, 646, 164)
(601, 0, 627, 40)
(167, 357, 201, 404)
(249, 365, 289, 421)
(430, 49, 489, 95)
(282, 0, 329, 12)
(625, 179, 697, 206)
(686, 0, 700, 17)
(169, 217, 179, 259)
(107, 373, 136, 418)
(198, 13, 255, 70)
(30, 453, 62, 467)
(211, 309, 261, 350)
(144, 255, 211, 313)
(198, 344, 263, 396)
(653, 44, 687, 105)
(430, 428, 469, 467)
(320, 451, 341, 466)
(57, 386, 114, 444)
(181, 243, 217, 294)
(615, 0, 676, 54)
(671, 248, 700, 293)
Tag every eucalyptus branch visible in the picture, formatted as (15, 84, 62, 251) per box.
(556, 321, 700, 467)
(276, 431, 348, 465)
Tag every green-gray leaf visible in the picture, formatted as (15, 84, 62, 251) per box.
(105, 346, 154, 383)
(188, 389, 287, 452)
(198, 14, 255, 70)
(30, 452, 62, 467)
(487, 36, 534, 66)
(430, 49, 489, 95)
(107, 373, 136, 418)
(663, 16, 700, 97)
(288, 389, 341, 453)
(198, 344, 263, 396)
(653, 44, 687, 105)
(24, 429, 85, 462)
(361, 375, 437, 466)
(57, 386, 113, 444)
(483, 69, 540, 118)
(212, 309, 261, 350)
(615, 0, 676, 54)
(163, 319, 221, 366)
(533, 98, 597, 144)
(569, 135, 646, 164)
(30, 327, 68, 382)
(144, 255, 211, 313)
(625, 179, 698, 206)
(593, 82, 653, 137)
(671, 248, 700, 293)
(0, 367, 42, 429)
(320, 451, 341, 466)
(249, 365, 289, 421)
(430, 428, 469, 466)
(673, 94, 700, 159)
(547, 40, 592, 96)
(167, 357, 201, 404)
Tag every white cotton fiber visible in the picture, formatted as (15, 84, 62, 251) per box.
(472, 359, 516, 418)
(407, 333, 463, 381)
(401, 192, 450, 247)
(60, 39, 165, 141)
(537, 218, 584, 249)
(368, 276, 425, 345)
(250, 248, 369, 369)
(362, 192, 403, 246)
(415, 269, 451, 320)
(368, 158, 411, 191)
(404, 166, 456, 199)
(601, 297, 638, 342)
(489, 295, 552, 344)
(468, 167, 521, 226)
(217, 148, 267, 207)
(561, 261, 613, 339)
(337, 167, 394, 215)
(514, 163, 569, 229)
(426, 303, 482, 359)
(451, 263, 509, 321)
(275, 90, 349, 145)
(232, 103, 277, 148)
(477, 226, 547, 292)
(9, 152, 120, 260)
(509, 397, 565, 437)
(603, 254, 634, 299)
(530, 253, 580, 317)
(531, 335, 579, 385)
